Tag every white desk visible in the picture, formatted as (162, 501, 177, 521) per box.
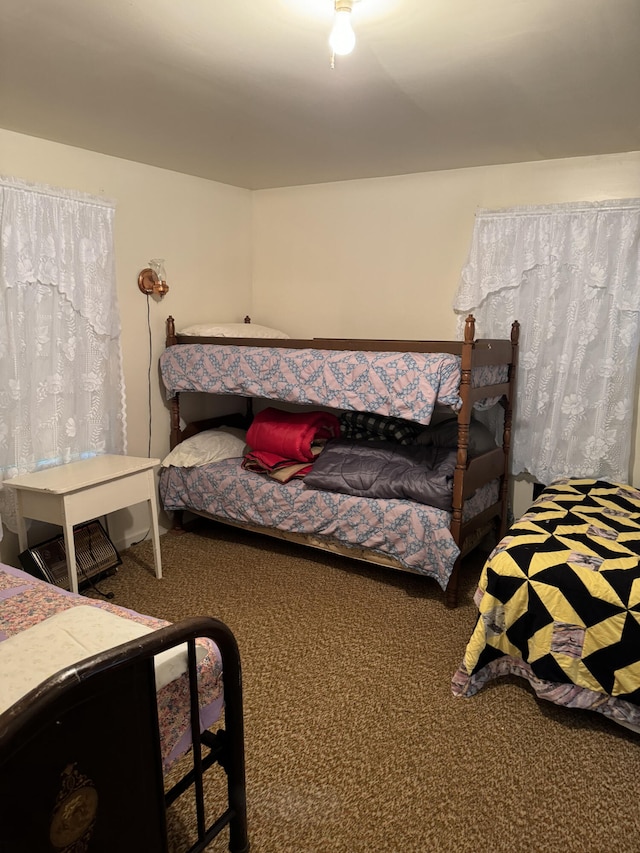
(5, 455, 162, 593)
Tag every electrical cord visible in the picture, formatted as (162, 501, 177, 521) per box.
(133, 296, 154, 549)
(79, 565, 115, 600)
(130, 528, 151, 547)
(78, 525, 115, 600)
(147, 293, 152, 458)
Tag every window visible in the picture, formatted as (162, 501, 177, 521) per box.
(0, 176, 126, 538)
(454, 199, 640, 485)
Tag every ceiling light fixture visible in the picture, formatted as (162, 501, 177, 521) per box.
(329, 0, 358, 61)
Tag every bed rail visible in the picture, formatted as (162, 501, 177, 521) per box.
(166, 314, 510, 358)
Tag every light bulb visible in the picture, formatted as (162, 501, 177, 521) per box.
(329, 9, 356, 56)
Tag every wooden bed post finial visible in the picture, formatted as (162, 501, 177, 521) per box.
(511, 319, 520, 345)
(464, 314, 476, 343)
(166, 316, 177, 347)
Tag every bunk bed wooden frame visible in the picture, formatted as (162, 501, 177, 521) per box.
(163, 314, 519, 607)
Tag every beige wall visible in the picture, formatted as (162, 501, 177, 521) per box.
(1, 129, 639, 559)
(0, 128, 252, 562)
(252, 150, 640, 514)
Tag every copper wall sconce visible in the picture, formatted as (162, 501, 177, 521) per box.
(138, 258, 169, 298)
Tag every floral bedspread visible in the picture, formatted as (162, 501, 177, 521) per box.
(160, 345, 477, 425)
(452, 479, 640, 730)
(160, 461, 498, 590)
(0, 564, 223, 769)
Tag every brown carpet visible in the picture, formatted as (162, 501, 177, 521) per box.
(98, 521, 640, 852)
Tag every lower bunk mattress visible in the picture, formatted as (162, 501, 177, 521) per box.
(0, 563, 223, 769)
(452, 478, 640, 731)
(159, 459, 498, 590)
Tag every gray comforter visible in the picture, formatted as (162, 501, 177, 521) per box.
(303, 439, 457, 511)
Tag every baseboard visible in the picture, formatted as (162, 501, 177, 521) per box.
(116, 524, 169, 552)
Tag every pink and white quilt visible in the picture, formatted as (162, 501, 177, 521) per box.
(160, 344, 465, 425)
(159, 460, 498, 589)
(0, 564, 223, 769)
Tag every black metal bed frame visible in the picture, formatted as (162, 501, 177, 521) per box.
(0, 616, 249, 853)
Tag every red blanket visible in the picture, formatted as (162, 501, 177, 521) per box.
(243, 407, 340, 483)
(242, 451, 313, 482)
(245, 407, 340, 461)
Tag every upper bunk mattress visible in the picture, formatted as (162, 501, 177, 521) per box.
(161, 345, 469, 425)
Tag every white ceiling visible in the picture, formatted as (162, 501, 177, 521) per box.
(1, 0, 639, 190)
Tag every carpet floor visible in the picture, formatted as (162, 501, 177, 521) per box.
(99, 521, 640, 852)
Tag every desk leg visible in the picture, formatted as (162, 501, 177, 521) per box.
(62, 505, 79, 594)
(147, 470, 162, 579)
(15, 494, 28, 553)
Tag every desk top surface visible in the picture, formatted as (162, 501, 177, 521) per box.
(4, 455, 161, 494)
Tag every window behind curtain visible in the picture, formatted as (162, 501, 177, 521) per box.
(454, 199, 640, 486)
(0, 176, 127, 538)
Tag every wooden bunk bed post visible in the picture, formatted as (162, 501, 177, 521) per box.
(451, 314, 475, 528)
(446, 316, 520, 608)
(170, 395, 182, 450)
(499, 320, 520, 537)
(166, 314, 178, 347)
(167, 316, 184, 451)
(446, 315, 475, 608)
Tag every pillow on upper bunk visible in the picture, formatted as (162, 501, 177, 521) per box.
(416, 417, 496, 457)
(161, 427, 248, 468)
(179, 322, 290, 339)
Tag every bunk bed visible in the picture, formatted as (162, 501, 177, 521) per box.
(159, 315, 519, 607)
(0, 562, 248, 853)
(452, 478, 640, 733)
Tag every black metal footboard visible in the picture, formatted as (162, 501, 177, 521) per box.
(0, 616, 249, 853)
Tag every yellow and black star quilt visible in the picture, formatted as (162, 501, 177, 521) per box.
(453, 479, 640, 709)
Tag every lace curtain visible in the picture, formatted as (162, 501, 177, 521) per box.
(0, 176, 127, 538)
(454, 199, 640, 485)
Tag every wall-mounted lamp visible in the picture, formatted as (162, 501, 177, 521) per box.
(329, 0, 359, 58)
(137, 258, 169, 298)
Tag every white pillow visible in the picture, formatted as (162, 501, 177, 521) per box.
(161, 427, 247, 468)
(179, 322, 289, 339)
(0, 605, 207, 713)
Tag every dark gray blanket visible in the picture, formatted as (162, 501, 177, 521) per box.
(303, 439, 457, 510)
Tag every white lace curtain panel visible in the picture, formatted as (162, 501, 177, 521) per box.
(454, 199, 640, 486)
(0, 176, 127, 539)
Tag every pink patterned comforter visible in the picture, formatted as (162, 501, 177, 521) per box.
(161, 345, 468, 425)
(160, 460, 498, 589)
(0, 564, 223, 769)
